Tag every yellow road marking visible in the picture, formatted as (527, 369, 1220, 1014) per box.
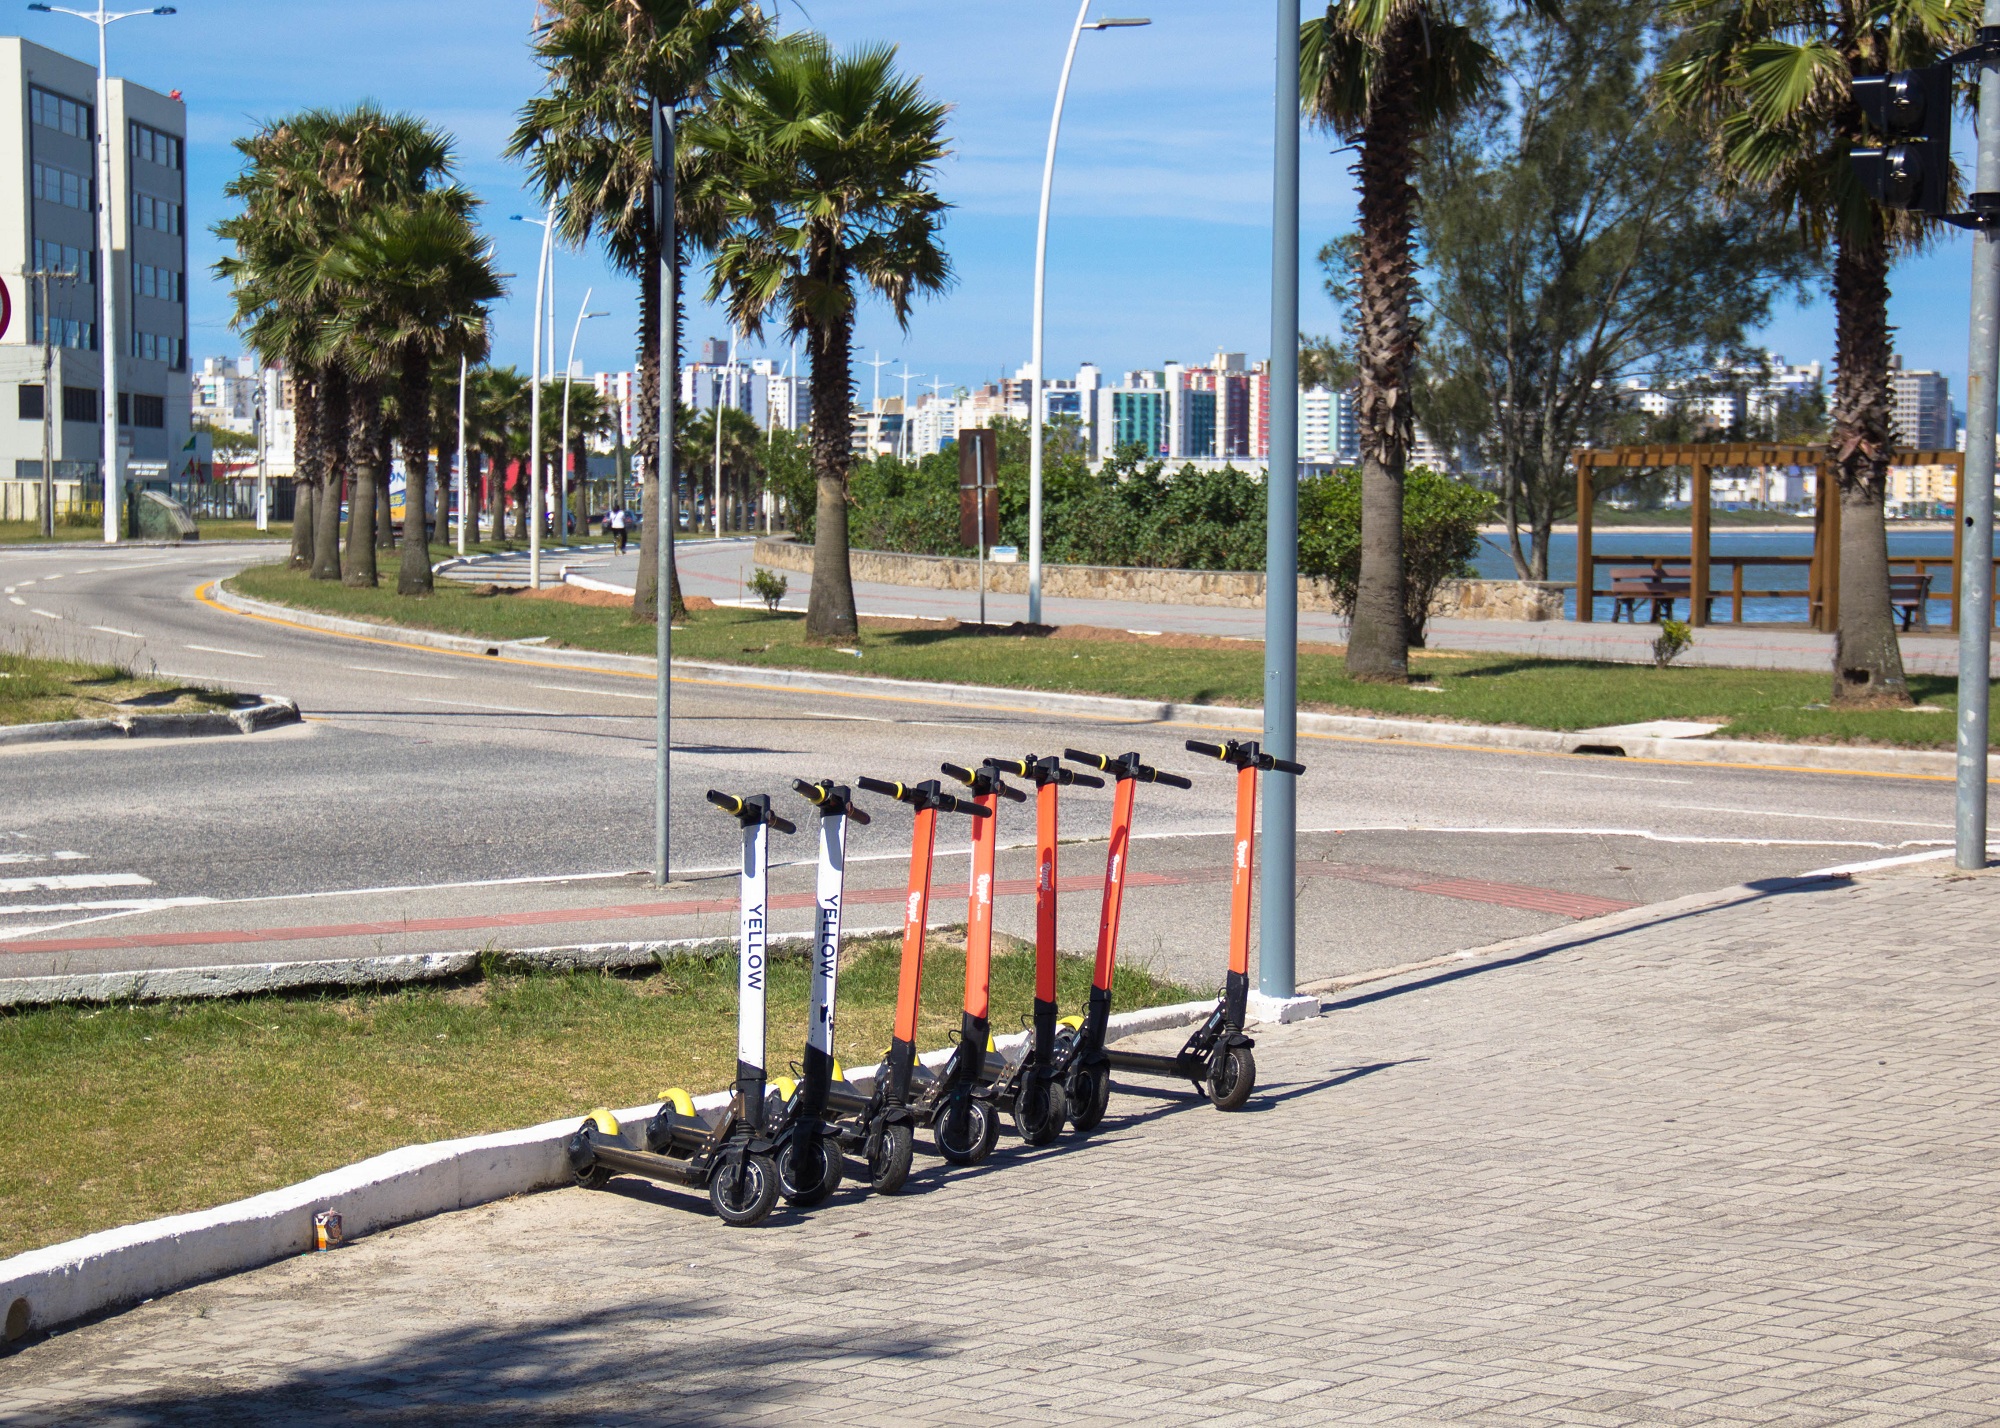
(197, 580, 1979, 785)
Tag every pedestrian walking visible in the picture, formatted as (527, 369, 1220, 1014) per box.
(608, 503, 630, 556)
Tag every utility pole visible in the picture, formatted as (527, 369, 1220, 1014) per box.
(28, 265, 66, 540)
(1959, 13, 2000, 869)
(1258, 0, 1306, 1015)
(863, 350, 891, 459)
(653, 97, 678, 885)
(253, 373, 267, 532)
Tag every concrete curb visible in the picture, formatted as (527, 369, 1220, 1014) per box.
(0, 928, 904, 1009)
(211, 582, 1987, 779)
(0, 995, 1215, 1342)
(0, 697, 300, 749)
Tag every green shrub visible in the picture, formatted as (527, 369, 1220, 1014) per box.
(749, 567, 788, 611)
(1652, 618, 1693, 668)
(1298, 467, 1493, 646)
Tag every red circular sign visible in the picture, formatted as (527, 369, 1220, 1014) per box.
(0, 277, 11, 343)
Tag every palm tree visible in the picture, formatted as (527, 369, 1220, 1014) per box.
(1658, 0, 1973, 704)
(472, 365, 530, 543)
(1302, 2, 1522, 682)
(322, 196, 501, 593)
(693, 35, 952, 639)
(510, 0, 765, 622)
(683, 404, 763, 531)
(217, 106, 465, 582)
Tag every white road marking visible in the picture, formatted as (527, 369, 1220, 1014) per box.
(0, 872, 153, 894)
(0, 852, 88, 865)
(1540, 770, 1694, 785)
(16, 579, 34, 586)
(534, 684, 655, 702)
(6, 597, 23, 606)
(411, 696, 567, 716)
(1663, 804, 1948, 829)
(184, 644, 264, 659)
(0, 896, 211, 917)
(30, 608, 63, 620)
(43, 573, 63, 581)
(91, 625, 145, 639)
(346, 664, 457, 680)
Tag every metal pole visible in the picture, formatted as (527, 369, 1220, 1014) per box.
(456, 354, 469, 555)
(37, 268, 56, 540)
(94, 11, 118, 544)
(715, 329, 732, 539)
(560, 287, 595, 547)
(253, 378, 267, 531)
(1956, 0, 2000, 870)
(1030, 0, 1092, 626)
(528, 206, 552, 586)
(654, 98, 677, 885)
(1258, 0, 1301, 1000)
(977, 432, 988, 628)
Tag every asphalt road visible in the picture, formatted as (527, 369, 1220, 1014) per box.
(0, 540, 1962, 986)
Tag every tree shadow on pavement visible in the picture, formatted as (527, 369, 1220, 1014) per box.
(31, 1297, 951, 1427)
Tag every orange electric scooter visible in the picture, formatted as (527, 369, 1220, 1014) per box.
(978, 753, 1105, 1145)
(1046, 749, 1194, 1132)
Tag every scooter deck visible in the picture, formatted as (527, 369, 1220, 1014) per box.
(582, 1138, 710, 1189)
(1103, 1046, 1208, 1079)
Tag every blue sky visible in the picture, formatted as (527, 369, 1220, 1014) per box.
(15, 0, 1973, 402)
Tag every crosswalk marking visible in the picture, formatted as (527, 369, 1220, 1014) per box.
(0, 873, 153, 894)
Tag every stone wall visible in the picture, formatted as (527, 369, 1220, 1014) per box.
(752, 539, 1566, 622)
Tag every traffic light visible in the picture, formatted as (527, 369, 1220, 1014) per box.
(1850, 62, 1953, 217)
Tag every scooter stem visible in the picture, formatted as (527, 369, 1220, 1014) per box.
(706, 791, 797, 1132)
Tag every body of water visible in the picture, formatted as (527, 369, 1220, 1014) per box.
(1475, 529, 1966, 625)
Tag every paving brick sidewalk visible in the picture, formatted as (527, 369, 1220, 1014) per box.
(6, 863, 1998, 1425)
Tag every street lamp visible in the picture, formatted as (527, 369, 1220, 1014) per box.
(1027, 9, 1148, 624)
(511, 206, 556, 586)
(26, 3, 177, 545)
(559, 292, 608, 543)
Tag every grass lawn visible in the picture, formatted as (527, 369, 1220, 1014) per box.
(0, 939, 1191, 1258)
(0, 651, 238, 728)
(226, 562, 1985, 749)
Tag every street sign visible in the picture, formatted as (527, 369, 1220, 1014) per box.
(957, 428, 998, 550)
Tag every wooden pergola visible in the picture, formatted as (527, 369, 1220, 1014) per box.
(1573, 443, 1968, 630)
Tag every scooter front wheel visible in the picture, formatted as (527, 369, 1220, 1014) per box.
(934, 1098, 997, 1166)
(709, 1151, 781, 1226)
(1067, 1065, 1112, 1134)
(778, 1133, 843, 1207)
(1013, 1076, 1067, 1147)
(870, 1122, 915, 1194)
(1207, 1044, 1256, 1111)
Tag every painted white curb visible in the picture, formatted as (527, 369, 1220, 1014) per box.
(0, 999, 1213, 1342)
(0, 696, 300, 748)
(209, 582, 1987, 780)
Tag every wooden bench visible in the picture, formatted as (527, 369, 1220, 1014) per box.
(1890, 572, 1932, 631)
(1609, 564, 1699, 624)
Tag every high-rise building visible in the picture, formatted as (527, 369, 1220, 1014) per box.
(1, 36, 189, 495)
(1889, 357, 1952, 450)
(591, 371, 638, 448)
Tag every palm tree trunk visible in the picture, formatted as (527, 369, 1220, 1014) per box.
(397, 350, 434, 595)
(312, 371, 349, 582)
(464, 450, 482, 549)
(375, 420, 396, 551)
(1829, 221, 1909, 704)
(805, 255, 860, 640)
(345, 377, 381, 588)
(632, 231, 687, 623)
(290, 374, 320, 570)
(1344, 12, 1425, 683)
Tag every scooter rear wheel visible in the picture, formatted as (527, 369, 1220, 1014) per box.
(1207, 1044, 1256, 1111)
(1067, 1065, 1112, 1134)
(778, 1133, 843, 1207)
(1013, 1075, 1067, 1146)
(709, 1151, 780, 1226)
(934, 1098, 997, 1166)
(870, 1122, 915, 1194)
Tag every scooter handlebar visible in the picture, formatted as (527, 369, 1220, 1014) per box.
(1185, 740, 1227, 760)
(856, 775, 909, 802)
(1270, 756, 1307, 776)
(706, 789, 744, 814)
(792, 778, 871, 824)
(706, 789, 797, 834)
(767, 811, 798, 836)
(1149, 770, 1194, 790)
(1067, 771, 1106, 789)
(1063, 748, 1112, 772)
(953, 796, 993, 819)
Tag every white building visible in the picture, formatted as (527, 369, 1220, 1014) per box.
(591, 370, 637, 449)
(1, 36, 189, 510)
(1890, 357, 1952, 450)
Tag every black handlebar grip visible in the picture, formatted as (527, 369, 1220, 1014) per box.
(940, 762, 974, 785)
(1152, 771, 1194, 790)
(768, 813, 798, 836)
(856, 776, 905, 800)
(1271, 756, 1307, 776)
(984, 756, 1031, 778)
(1185, 740, 1226, 759)
(706, 789, 743, 814)
(1070, 771, 1107, 789)
(1064, 748, 1111, 771)
(792, 778, 829, 804)
(954, 797, 993, 818)
(847, 803, 871, 826)
(997, 782, 1028, 803)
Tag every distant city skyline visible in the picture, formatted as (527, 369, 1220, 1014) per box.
(17, 0, 1973, 403)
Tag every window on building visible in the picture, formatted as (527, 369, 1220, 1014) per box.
(29, 85, 92, 139)
(132, 193, 182, 235)
(18, 386, 45, 421)
(32, 315, 96, 351)
(132, 331, 185, 368)
(32, 241, 91, 282)
(129, 394, 166, 430)
(132, 264, 183, 302)
(32, 162, 90, 211)
(62, 387, 100, 424)
(129, 121, 182, 171)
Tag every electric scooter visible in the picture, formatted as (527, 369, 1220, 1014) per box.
(564, 790, 792, 1227)
(763, 778, 871, 1208)
(1060, 741, 1307, 1128)
(832, 774, 994, 1182)
(978, 753, 1105, 1145)
(1047, 748, 1193, 1133)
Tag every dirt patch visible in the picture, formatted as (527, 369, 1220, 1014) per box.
(507, 585, 717, 613)
(846, 614, 1349, 656)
